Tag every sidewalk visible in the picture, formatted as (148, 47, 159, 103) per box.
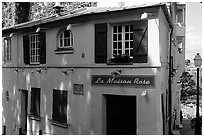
(179, 118, 195, 135)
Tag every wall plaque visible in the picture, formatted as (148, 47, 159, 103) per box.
(91, 75, 155, 87)
(73, 84, 84, 95)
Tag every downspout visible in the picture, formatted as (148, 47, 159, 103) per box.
(168, 26, 173, 135)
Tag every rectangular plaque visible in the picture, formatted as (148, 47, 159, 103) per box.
(73, 84, 84, 95)
(91, 75, 155, 87)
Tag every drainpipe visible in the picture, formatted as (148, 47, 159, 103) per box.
(168, 27, 173, 135)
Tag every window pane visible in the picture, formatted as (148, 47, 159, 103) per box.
(125, 50, 129, 55)
(113, 34, 117, 41)
(113, 42, 117, 49)
(130, 41, 133, 48)
(125, 25, 129, 32)
(125, 33, 129, 40)
(130, 33, 133, 40)
(113, 26, 117, 33)
(125, 42, 129, 48)
(118, 42, 122, 49)
(60, 39, 63, 47)
(64, 30, 70, 38)
(118, 50, 122, 55)
(118, 34, 122, 41)
(113, 50, 117, 56)
(118, 26, 122, 33)
(64, 39, 68, 47)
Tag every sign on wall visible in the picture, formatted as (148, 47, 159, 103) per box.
(91, 75, 155, 87)
(73, 84, 84, 95)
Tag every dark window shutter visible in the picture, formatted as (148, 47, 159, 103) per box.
(3, 38, 6, 63)
(30, 89, 35, 115)
(39, 32, 46, 64)
(23, 35, 30, 64)
(52, 89, 59, 121)
(133, 20, 148, 63)
(95, 23, 107, 63)
(61, 91, 67, 123)
(36, 89, 40, 116)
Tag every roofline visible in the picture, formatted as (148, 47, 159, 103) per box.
(2, 3, 172, 32)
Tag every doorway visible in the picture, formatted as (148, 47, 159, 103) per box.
(106, 95, 137, 135)
(20, 89, 28, 134)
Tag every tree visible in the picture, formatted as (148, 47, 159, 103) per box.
(15, 2, 30, 24)
(180, 71, 196, 100)
(185, 59, 191, 66)
(2, 2, 97, 28)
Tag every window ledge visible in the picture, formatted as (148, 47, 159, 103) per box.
(107, 62, 133, 65)
(55, 48, 74, 54)
(49, 119, 70, 128)
(29, 114, 42, 121)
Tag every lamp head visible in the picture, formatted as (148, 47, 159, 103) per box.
(194, 53, 202, 67)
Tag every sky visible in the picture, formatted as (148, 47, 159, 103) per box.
(186, 2, 202, 62)
(97, 0, 203, 62)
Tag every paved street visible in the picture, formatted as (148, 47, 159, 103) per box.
(179, 118, 195, 135)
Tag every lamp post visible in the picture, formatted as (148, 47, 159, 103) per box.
(193, 53, 202, 135)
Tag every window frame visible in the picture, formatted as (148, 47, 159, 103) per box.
(59, 29, 74, 49)
(29, 33, 40, 65)
(112, 24, 133, 58)
(52, 89, 68, 124)
(3, 37, 12, 63)
(55, 28, 74, 54)
(107, 20, 148, 64)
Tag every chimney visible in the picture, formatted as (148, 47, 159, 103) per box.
(118, 2, 125, 7)
(53, 2, 63, 16)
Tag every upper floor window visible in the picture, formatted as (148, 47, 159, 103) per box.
(55, 29, 74, 54)
(23, 32, 46, 65)
(3, 37, 11, 63)
(59, 30, 73, 48)
(95, 20, 148, 64)
(29, 34, 40, 64)
(112, 24, 133, 58)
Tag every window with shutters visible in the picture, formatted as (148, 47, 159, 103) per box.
(94, 20, 148, 64)
(29, 34, 40, 64)
(3, 37, 11, 63)
(30, 88, 40, 118)
(23, 32, 46, 65)
(112, 24, 133, 58)
(52, 89, 68, 124)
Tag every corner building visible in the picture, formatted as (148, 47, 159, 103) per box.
(2, 3, 185, 135)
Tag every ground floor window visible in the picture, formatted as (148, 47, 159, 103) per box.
(52, 89, 68, 123)
(30, 87, 40, 117)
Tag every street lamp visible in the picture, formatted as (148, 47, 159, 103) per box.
(193, 53, 202, 135)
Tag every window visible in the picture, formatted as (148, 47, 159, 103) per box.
(23, 32, 46, 65)
(112, 24, 133, 58)
(3, 37, 11, 63)
(52, 89, 67, 124)
(59, 30, 73, 48)
(29, 34, 40, 64)
(30, 88, 40, 117)
(95, 20, 148, 64)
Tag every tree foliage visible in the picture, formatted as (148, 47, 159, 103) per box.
(180, 71, 202, 100)
(2, 2, 97, 28)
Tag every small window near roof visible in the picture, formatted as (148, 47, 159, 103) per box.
(3, 37, 11, 63)
(59, 30, 73, 48)
(55, 29, 74, 54)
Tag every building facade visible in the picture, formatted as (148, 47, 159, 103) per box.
(2, 3, 185, 135)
